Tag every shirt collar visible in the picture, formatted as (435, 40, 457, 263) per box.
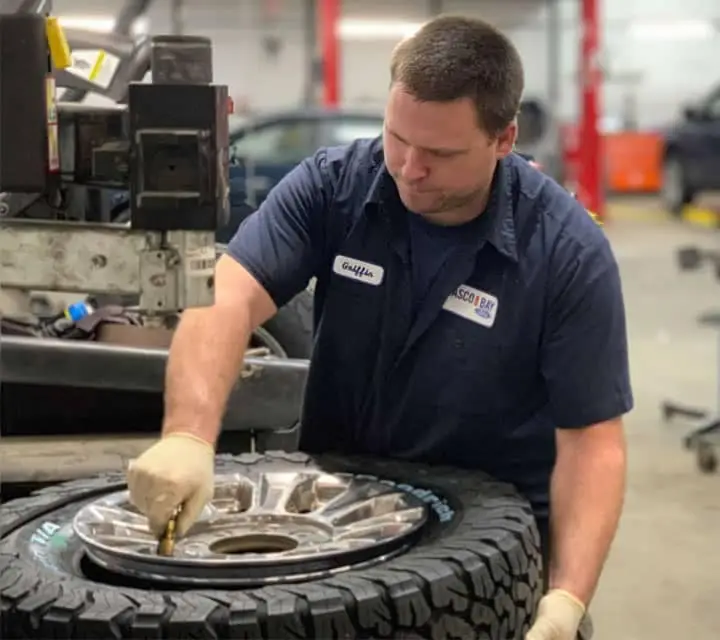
(363, 154, 519, 263)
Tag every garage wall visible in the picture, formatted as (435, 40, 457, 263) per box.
(601, 0, 720, 126)
(339, 0, 554, 108)
(52, 0, 720, 127)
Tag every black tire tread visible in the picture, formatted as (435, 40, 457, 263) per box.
(1, 451, 542, 639)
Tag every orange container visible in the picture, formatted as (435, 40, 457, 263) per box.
(603, 132, 663, 193)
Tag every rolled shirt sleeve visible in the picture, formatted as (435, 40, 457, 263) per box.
(226, 149, 333, 308)
(541, 209, 634, 428)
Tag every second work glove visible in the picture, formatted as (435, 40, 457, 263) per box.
(526, 589, 586, 640)
(127, 433, 215, 538)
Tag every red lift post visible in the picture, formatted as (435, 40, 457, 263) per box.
(319, 0, 340, 107)
(577, 0, 603, 220)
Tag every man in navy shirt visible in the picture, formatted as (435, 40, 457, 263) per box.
(128, 15, 632, 640)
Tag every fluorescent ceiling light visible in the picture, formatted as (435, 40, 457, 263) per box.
(339, 19, 424, 40)
(58, 16, 149, 35)
(629, 20, 715, 40)
(58, 17, 114, 31)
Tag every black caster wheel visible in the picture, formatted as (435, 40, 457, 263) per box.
(677, 246, 702, 271)
(696, 442, 718, 474)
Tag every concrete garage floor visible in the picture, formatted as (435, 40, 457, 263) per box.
(591, 201, 720, 639)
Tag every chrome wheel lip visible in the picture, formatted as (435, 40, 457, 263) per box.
(73, 470, 429, 586)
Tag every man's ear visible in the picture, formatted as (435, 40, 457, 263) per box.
(495, 121, 518, 159)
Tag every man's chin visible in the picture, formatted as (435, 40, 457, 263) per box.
(398, 192, 443, 215)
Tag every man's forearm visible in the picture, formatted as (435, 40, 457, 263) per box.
(162, 305, 252, 445)
(548, 432, 626, 605)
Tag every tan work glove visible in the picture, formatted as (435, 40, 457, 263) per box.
(126, 433, 215, 538)
(526, 589, 586, 640)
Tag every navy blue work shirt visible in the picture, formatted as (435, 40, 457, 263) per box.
(227, 137, 633, 518)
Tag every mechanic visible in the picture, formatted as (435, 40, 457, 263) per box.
(127, 15, 632, 640)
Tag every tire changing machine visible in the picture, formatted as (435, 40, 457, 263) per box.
(0, 6, 307, 488)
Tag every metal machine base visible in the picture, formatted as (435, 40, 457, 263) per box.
(1, 336, 310, 482)
(661, 310, 720, 474)
(2, 335, 308, 431)
(661, 402, 719, 474)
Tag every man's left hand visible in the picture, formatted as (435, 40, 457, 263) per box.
(526, 589, 586, 640)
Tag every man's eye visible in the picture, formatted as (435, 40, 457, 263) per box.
(391, 131, 407, 145)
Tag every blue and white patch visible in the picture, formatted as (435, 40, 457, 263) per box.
(332, 255, 384, 286)
(443, 284, 499, 328)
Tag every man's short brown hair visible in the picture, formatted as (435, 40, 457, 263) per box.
(390, 15, 524, 136)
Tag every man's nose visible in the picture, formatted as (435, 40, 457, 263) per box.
(401, 148, 428, 182)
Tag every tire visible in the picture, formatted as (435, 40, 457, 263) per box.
(262, 289, 314, 358)
(661, 155, 694, 216)
(0, 451, 543, 639)
(214, 243, 314, 358)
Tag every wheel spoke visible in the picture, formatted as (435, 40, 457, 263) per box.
(73, 470, 429, 587)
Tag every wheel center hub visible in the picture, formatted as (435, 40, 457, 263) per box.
(209, 533, 298, 555)
(170, 514, 335, 560)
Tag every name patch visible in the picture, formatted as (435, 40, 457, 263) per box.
(443, 284, 498, 328)
(332, 255, 384, 286)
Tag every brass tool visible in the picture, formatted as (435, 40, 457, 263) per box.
(156, 506, 182, 557)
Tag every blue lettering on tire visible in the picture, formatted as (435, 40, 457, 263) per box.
(358, 475, 456, 523)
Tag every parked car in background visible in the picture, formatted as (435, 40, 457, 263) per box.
(661, 85, 720, 215)
(223, 108, 384, 242)
(222, 103, 551, 242)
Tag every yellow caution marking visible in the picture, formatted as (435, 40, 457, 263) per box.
(681, 205, 720, 229)
(603, 202, 720, 228)
(88, 50, 107, 82)
(45, 17, 72, 69)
